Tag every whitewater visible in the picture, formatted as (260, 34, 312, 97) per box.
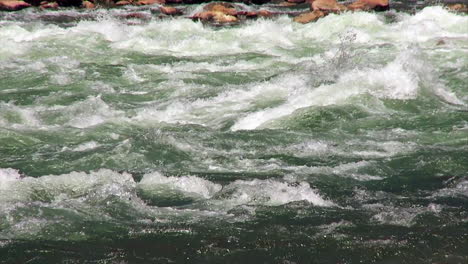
(0, 5, 467, 263)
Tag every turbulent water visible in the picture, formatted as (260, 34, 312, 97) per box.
(0, 5, 467, 263)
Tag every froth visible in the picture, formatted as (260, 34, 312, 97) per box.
(138, 172, 222, 200)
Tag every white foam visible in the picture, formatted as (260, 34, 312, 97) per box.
(0, 168, 21, 190)
(0, 169, 135, 203)
(219, 179, 334, 207)
(138, 172, 222, 199)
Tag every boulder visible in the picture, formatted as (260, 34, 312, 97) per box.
(160, 5, 182, 15)
(40, 1, 59, 8)
(192, 2, 240, 23)
(81, 0, 94, 7)
(309, 0, 347, 13)
(346, 0, 389, 11)
(203, 2, 237, 15)
(192, 11, 238, 23)
(136, 0, 162, 5)
(56, 0, 82, 6)
(0, 0, 31, 10)
(257, 9, 273, 17)
(115, 0, 130, 5)
(293, 10, 325, 23)
(279, 1, 298, 6)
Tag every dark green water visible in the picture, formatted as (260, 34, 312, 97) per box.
(0, 5, 467, 263)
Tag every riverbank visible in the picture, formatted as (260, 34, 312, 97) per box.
(1, 0, 467, 25)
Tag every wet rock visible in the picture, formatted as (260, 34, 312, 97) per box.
(160, 5, 182, 15)
(56, 0, 82, 6)
(309, 0, 347, 13)
(81, 0, 94, 7)
(203, 2, 237, 15)
(192, 2, 240, 23)
(192, 11, 238, 23)
(446, 3, 467, 13)
(119, 12, 151, 19)
(136, 0, 163, 5)
(257, 9, 273, 17)
(279, 1, 298, 6)
(293, 10, 325, 23)
(115, 0, 130, 5)
(347, 0, 389, 11)
(0, 0, 31, 10)
(40, 1, 59, 8)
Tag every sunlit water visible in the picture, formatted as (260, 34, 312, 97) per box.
(1, 5, 467, 263)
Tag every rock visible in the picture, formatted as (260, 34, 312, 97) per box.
(115, 0, 130, 5)
(160, 5, 182, 15)
(309, 0, 347, 13)
(279, 1, 298, 6)
(293, 10, 325, 23)
(192, 2, 241, 23)
(81, 0, 94, 7)
(446, 3, 467, 13)
(286, 0, 304, 3)
(257, 9, 273, 17)
(0, 0, 31, 10)
(192, 11, 238, 23)
(347, 0, 389, 11)
(56, 0, 82, 6)
(40, 1, 59, 8)
(236, 10, 258, 17)
(203, 2, 237, 16)
(119, 12, 151, 19)
(136, 0, 162, 5)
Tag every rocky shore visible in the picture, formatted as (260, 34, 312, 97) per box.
(0, 0, 467, 25)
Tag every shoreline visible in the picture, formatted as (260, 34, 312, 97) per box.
(1, 0, 467, 26)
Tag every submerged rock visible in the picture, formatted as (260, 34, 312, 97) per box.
(347, 0, 389, 11)
(0, 0, 31, 10)
(293, 9, 325, 23)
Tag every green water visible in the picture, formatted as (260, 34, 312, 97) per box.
(0, 6, 467, 263)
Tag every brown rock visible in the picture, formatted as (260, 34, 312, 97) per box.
(56, 0, 81, 6)
(279, 1, 298, 6)
(203, 2, 237, 16)
(115, 0, 130, 5)
(40, 1, 59, 8)
(160, 5, 182, 15)
(192, 11, 238, 23)
(191, 2, 241, 23)
(0, 0, 31, 10)
(81, 0, 94, 7)
(446, 4, 467, 13)
(293, 10, 325, 23)
(257, 9, 273, 17)
(136, 0, 162, 5)
(309, 0, 347, 13)
(347, 0, 389, 11)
